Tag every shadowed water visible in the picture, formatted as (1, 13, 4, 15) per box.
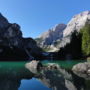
(0, 61, 89, 90)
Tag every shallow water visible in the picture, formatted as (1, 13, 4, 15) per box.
(0, 61, 89, 90)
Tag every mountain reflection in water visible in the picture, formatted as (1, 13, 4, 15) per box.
(0, 61, 89, 90)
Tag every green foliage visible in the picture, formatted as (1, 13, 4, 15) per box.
(35, 38, 43, 43)
(87, 57, 90, 61)
(42, 47, 51, 52)
(80, 23, 90, 56)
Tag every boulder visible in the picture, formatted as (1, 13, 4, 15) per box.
(25, 60, 43, 74)
(47, 63, 60, 70)
(72, 62, 90, 74)
(72, 62, 87, 73)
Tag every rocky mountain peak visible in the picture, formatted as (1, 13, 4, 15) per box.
(0, 13, 9, 29)
(51, 23, 66, 31)
(63, 11, 90, 37)
(36, 11, 90, 52)
(36, 24, 66, 46)
(40, 24, 66, 38)
(73, 11, 90, 18)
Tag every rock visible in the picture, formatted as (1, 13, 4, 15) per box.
(72, 63, 87, 73)
(72, 62, 90, 79)
(87, 69, 90, 74)
(63, 11, 90, 37)
(0, 13, 9, 29)
(35, 24, 66, 52)
(47, 63, 60, 70)
(36, 11, 90, 53)
(25, 60, 43, 74)
(59, 11, 90, 52)
(0, 13, 43, 60)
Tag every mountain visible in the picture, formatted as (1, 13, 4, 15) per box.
(59, 11, 90, 48)
(35, 24, 66, 52)
(63, 11, 90, 37)
(57, 11, 90, 60)
(0, 13, 43, 60)
(36, 11, 90, 52)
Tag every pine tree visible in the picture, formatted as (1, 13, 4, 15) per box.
(80, 23, 90, 56)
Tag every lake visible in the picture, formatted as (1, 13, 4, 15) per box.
(0, 60, 89, 90)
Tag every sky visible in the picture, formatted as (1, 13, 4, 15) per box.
(0, 0, 90, 38)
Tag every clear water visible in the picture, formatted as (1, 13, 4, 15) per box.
(42, 60, 85, 68)
(18, 78, 51, 90)
(0, 60, 89, 90)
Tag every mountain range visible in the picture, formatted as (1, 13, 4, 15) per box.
(36, 11, 90, 52)
(0, 10, 90, 60)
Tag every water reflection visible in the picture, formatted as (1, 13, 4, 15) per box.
(25, 62, 88, 90)
(35, 69, 86, 90)
(0, 62, 89, 90)
(0, 63, 34, 90)
(19, 78, 51, 90)
(73, 71, 90, 80)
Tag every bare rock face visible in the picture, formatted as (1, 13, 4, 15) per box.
(0, 13, 9, 28)
(63, 11, 90, 37)
(0, 14, 23, 48)
(36, 11, 90, 53)
(36, 24, 66, 51)
(0, 13, 43, 60)
(40, 24, 66, 43)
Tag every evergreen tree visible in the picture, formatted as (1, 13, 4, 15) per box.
(80, 23, 90, 56)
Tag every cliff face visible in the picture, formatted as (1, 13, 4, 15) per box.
(63, 11, 90, 37)
(56, 11, 90, 60)
(36, 24, 66, 52)
(59, 11, 90, 49)
(0, 13, 43, 61)
(35, 11, 90, 60)
(36, 11, 90, 53)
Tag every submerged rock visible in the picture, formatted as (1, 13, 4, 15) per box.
(47, 63, 60, 70)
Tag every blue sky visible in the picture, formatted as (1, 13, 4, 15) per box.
(0, 0, 90, 38)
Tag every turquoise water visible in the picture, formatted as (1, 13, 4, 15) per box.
(0, 60, 89, 90)
(0, 61, 51, 90)
(42, 60, 85, 69)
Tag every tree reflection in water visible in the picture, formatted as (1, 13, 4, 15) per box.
(0, 62, 89, 90)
